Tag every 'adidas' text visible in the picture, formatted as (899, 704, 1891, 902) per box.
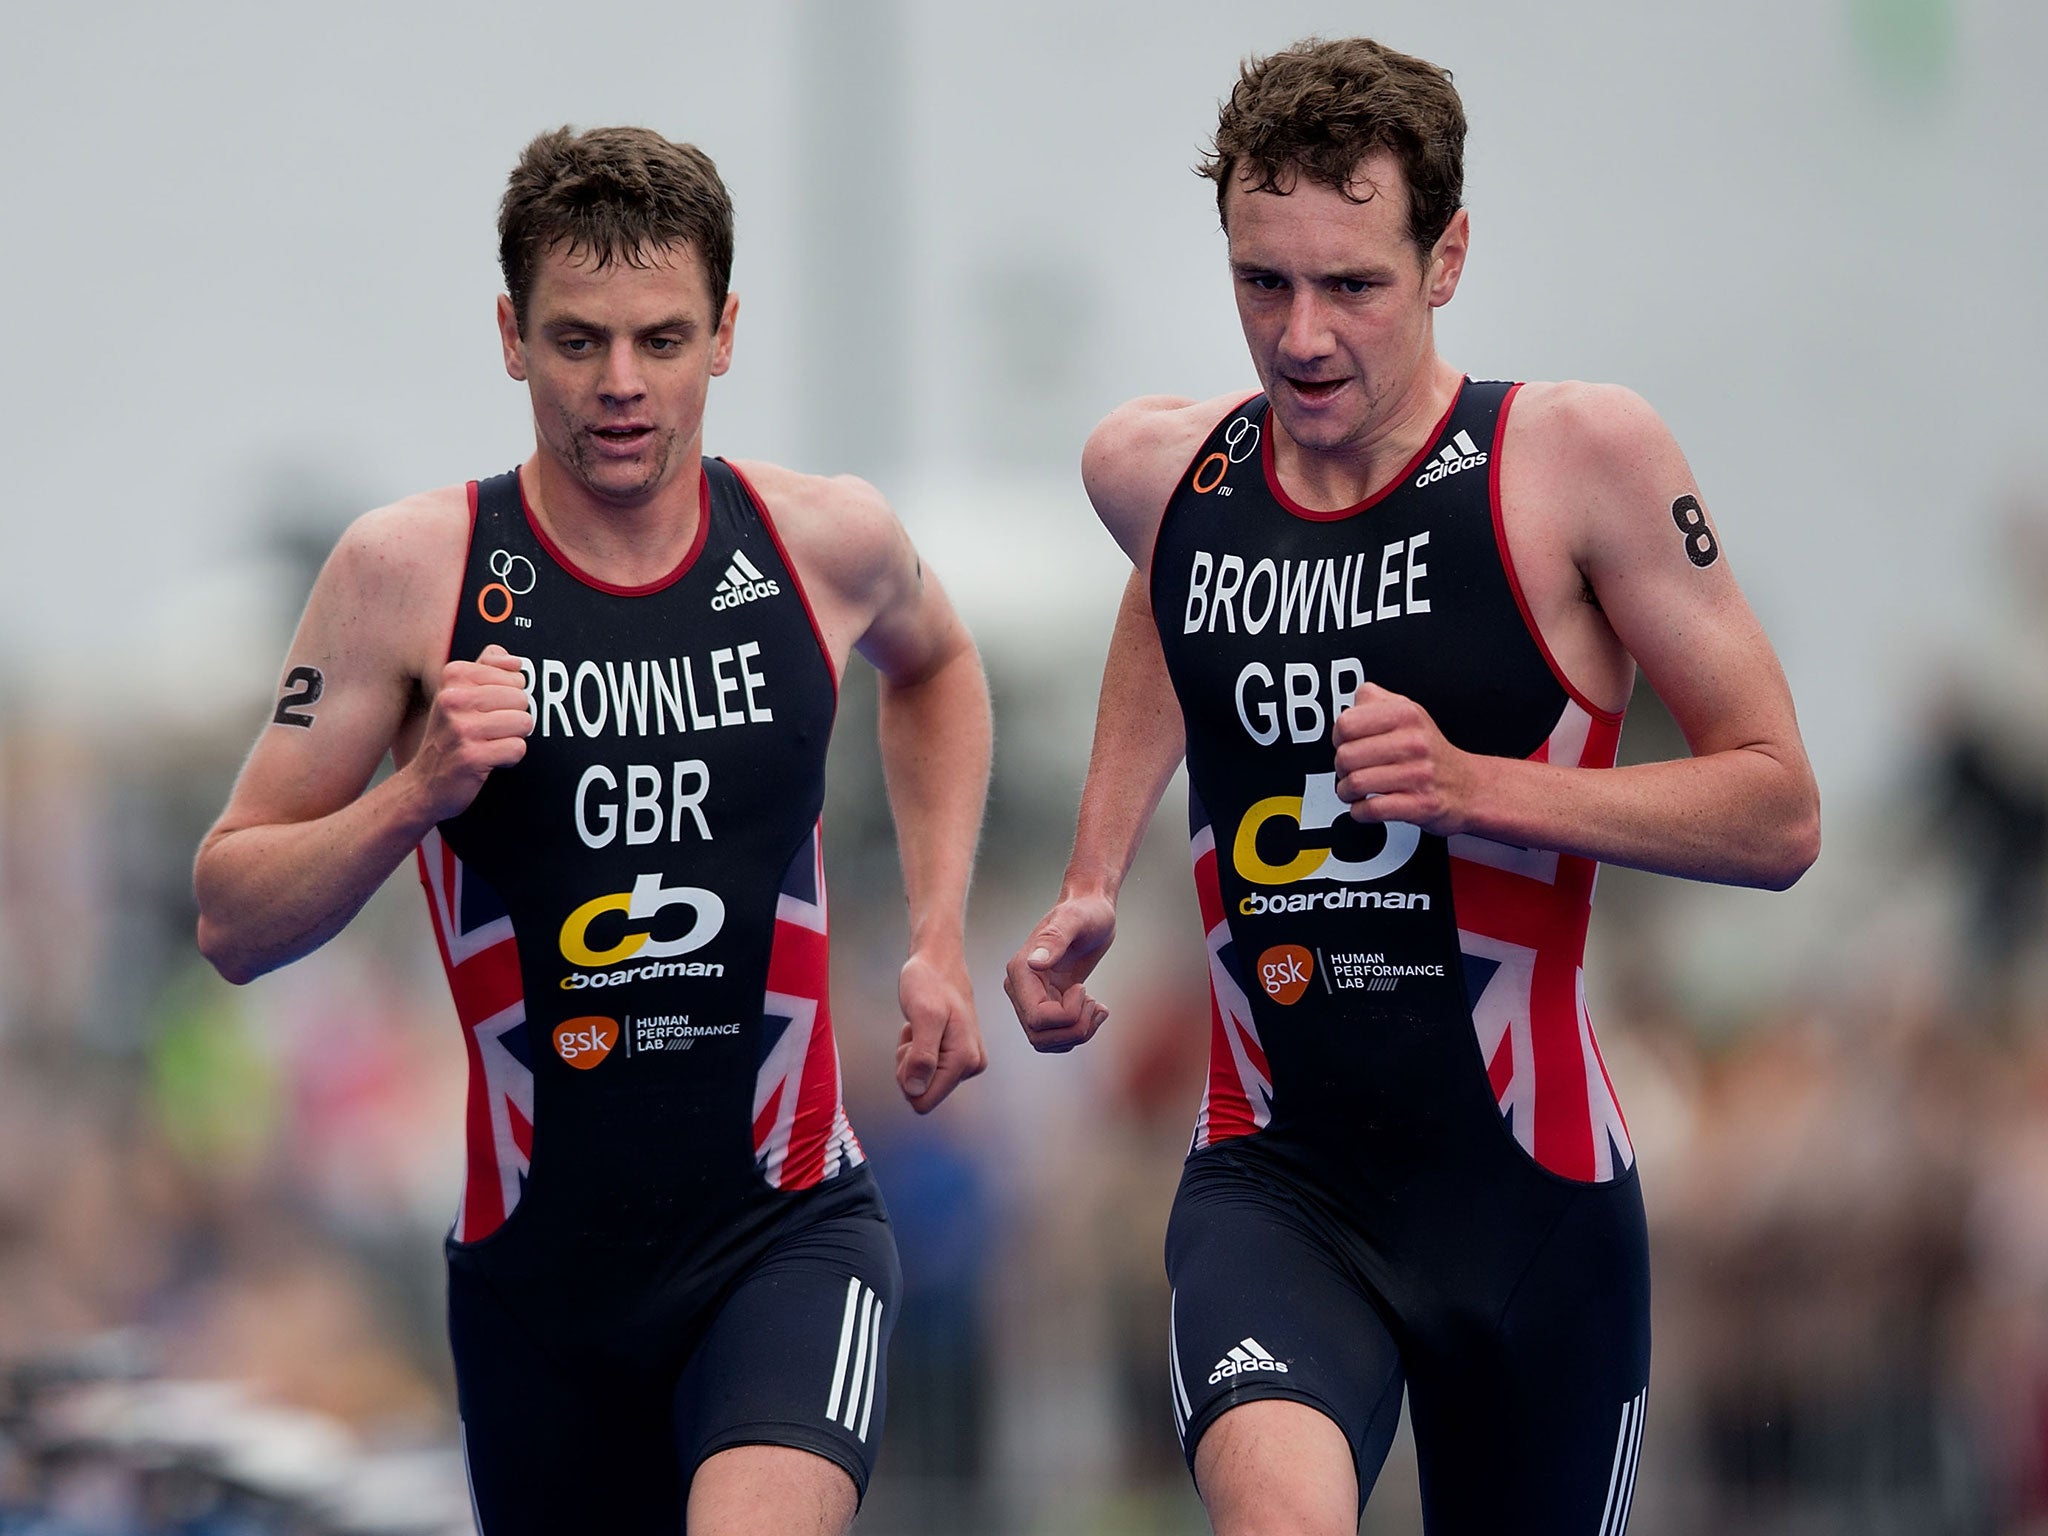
(1414, 429, 1487, 489)
(712, 550, 781, 611)
(1209, 1337, 1290, 1386)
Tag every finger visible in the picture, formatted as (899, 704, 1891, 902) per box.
(475, 643, 524, 671)
(1346, 790, 1422, 823)
(467, 712, 539, 743)
(1018, 994, 1085, 1033)
(1003, 959, 1057, 1021)
(1020, 979, 1101, 1034)
(904, 1042, 975, 1114)
(896, 1013, 943, 1102)
(1025, 924, 1069, 972)
(444, 688, 536, 724)
(1024, 1010, 1104, 1054)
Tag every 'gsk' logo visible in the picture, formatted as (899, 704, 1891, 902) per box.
(1258, 945, 1314, 1005)
(1234, 771, 1420, 886)
(560, 874, 725, 967)
(554, 1016, 619, 1068)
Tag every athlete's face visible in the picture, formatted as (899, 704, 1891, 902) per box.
(1227, 151, 1467, 456)
(498, 241, 737, 507)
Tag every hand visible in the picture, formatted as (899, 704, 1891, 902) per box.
(409, 644, 534, 823)
(896, 949, 986, 1114)
(1333, 683, 1476, 835)
(1003, 892, 1116, 1053)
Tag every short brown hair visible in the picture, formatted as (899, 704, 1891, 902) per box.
(1199, 37, 1466, 254)
(498, 126, 735, 331)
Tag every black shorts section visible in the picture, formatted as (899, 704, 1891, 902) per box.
(452, 1198, 899, 1534)
(1166, 1156, 1407, 1503)
(1165, 1142, 1651, 1533)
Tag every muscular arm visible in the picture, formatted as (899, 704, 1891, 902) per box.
(744, 463, 993, 1111)
(1006, 571, 1187, 1050)
(194, 494, 532, 982)
(1006, 396, 1228, 1050)
(864, 554, 994, 1104)
(1334, 385, 1820, 888)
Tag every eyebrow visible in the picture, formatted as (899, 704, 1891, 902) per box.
(1231, 262, 1398, 284)
(542, 313, 700, 337)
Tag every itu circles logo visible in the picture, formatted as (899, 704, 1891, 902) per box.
(478, 549, 538, 625)
(1190, 416, 1261, 496)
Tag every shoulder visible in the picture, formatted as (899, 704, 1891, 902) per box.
(1507, 380, 1685, 493)
(320, 483, 470, 606)
(725, 458, 910, 598)
(1082, 391, 1252, 562)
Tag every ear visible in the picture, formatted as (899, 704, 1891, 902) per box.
(709, 292, 739, 378)
(1426, 208, 1470, 309)
(497, 294, 527, 382)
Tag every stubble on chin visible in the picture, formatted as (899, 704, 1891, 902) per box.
(559, 418, 679, 505)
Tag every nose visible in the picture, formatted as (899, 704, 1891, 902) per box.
(598, 338, 646, 404)
(1279, 290, 1334, 364)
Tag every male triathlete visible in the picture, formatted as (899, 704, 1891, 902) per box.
(196, 127, 991, 1535)
(1005, 37, 1819, 1536)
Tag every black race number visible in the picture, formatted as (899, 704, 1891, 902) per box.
(1671, 494, 1719, 568)
(272, 665, 325, 728)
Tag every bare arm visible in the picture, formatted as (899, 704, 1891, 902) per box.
(864, 554, 994, 1112)
(1005, 573, 1188, 1051)
(1005, 396, 1227, 1051)
(744, 462, 993, 1112)
(1333, 385, 1820, 888)
(194, 494, 533, 982)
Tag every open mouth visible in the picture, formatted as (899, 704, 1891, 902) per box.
(590, 424, 655, 449)
(1286, 377, 1348, 404)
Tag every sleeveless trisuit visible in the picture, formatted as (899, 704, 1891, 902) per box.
(419, 462, 898, 1532)
(1152, 383, 1652, 1534)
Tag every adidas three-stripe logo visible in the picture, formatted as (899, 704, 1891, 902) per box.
(1598, 1388, 1648, 1536)
(825, 1277, 884, 1442)
(1414, 427, 1488, 488)
(711, 548, 781, 611)
(1207, 1335, 1290, 1386)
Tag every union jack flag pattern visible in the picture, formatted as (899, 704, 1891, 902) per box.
(1449, 698, 1633, 1182)
(754, 821, 864, 1190)
(1188, 795, 1273, 1150)
(417, 829, 534, 1242)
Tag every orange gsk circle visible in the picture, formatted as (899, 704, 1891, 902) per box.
(1257, 945, 1314, 1006)
(555, 1015, 619, 1068)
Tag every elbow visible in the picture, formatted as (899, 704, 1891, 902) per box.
(195, 914, 261, 986)
(1757, 791, 1822, 891)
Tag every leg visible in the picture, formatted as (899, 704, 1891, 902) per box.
(687, 1443, 856, 1536)
(448, 1261, 679, 1535)
(1166, 1150, 1408, 1533)
(1409, 1178, 1652, 1535)
(1194, 1399, 1360, 1536)
(673, 1200, 901, 1523)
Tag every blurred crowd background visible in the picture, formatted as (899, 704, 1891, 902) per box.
(5, 0, 2047, 1531)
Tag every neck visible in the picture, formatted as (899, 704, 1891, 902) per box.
(1269, 352, 1464, 512)
(519, 437, 706, 587)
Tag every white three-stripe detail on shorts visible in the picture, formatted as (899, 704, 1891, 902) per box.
(827, 1276, 886, 1439)
(1598, 1388, 1648, 1536)
(1168, 1291, 1194, 1441)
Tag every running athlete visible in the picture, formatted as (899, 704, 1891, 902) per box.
(1004, 38, 1819, 1536)
(195, 127, 991, 1536)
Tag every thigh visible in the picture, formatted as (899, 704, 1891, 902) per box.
(687, 1443, 858, 1536)
(1166, 1152, 1407, 1514)
(448, 1262, 679, 1536)
(673, 1201, 902, 1508)
(1408, 1177, 1652, 1536)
